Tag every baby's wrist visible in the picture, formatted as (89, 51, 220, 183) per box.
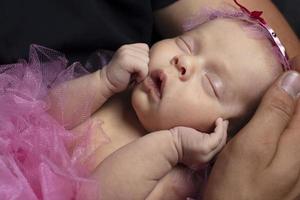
(98, 66, 119, 96)
(96, 66, 117, 98)
(169, 128, 184, 164)
(141, 130, 181, 167)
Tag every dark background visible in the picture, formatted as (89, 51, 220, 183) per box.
(273, 0, 300, 37)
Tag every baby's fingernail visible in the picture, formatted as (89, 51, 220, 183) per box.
(280, 71, 300, 99)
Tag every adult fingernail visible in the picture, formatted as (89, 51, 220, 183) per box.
(280, 71, 300, 99)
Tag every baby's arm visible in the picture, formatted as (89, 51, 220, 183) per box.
(91, 118, 228, 200)
(47, 43, 149, 129)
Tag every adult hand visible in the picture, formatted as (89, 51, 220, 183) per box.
(203, 56, 300, 200)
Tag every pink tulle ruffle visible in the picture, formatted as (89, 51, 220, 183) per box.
(0, 45, 104, 200)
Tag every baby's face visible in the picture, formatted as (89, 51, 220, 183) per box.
(132, 18, 282, 132)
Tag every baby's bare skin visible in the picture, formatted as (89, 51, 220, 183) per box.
(81, 91, 146, 170)
(50, 43, 228, 199)
(71, 88, 227, 199)
(88, 100, 227, 199)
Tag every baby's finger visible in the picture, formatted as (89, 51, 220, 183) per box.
(122, 53, 148, 82)
(127, 43, 149, 56)
(129, 51, 148, 62)
(116, 44, 149, 61)
(129, 43, 149, 50)
(204, 120, 228, 160)
(119, 48, 149, 64)
(124, 58, 148, 82)
(188, 120, 228, 170)
(205, 118, 227, 151)
(117, 51, 149, 74)
(135, 65, 149, 83)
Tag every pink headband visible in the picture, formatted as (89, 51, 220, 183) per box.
(183, 0, 291, 71)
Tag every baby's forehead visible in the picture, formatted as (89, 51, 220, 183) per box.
(186, 18, 262, 42)
(186, 19, 276, 65)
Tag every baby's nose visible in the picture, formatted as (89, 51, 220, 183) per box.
(172, 55, 194, 81)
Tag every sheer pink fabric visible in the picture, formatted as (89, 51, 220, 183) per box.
(0, 45, 105, 200)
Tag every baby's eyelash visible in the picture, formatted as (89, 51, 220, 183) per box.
(205, 74, 219, 98)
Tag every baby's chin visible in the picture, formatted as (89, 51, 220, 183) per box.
(133, 110, 161, 132)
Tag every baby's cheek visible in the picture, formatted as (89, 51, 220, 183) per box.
(178, 109, 215, 132)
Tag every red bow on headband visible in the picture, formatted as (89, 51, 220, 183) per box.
(234, 0, 266, 24)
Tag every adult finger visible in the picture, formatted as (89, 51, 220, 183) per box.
(259, 106, 300, 200)
(285, 175, 300, 200)
(235, 71, 300, 163)
(267, 96, 300, 180)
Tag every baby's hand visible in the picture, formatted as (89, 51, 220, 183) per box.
(102, 43, 149, 93)
(170, 118, 228, 170)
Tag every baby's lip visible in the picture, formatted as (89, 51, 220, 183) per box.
(150, 69, 166, 98)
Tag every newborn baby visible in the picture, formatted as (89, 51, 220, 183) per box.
(49, 7, 287, 199)
(0, 3, 289, 200)
(87, 19, 282, 199)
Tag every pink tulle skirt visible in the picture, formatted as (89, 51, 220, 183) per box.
(0, 45, 103, 200)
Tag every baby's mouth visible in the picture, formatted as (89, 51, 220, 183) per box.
(150, 70, 166, 99)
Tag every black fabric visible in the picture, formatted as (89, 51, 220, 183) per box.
(151, 0, 177, 11)
(0, 0, 176, 65)
(273, 0, 300, 38)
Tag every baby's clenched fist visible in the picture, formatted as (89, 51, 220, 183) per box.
(102, 43, 149, 93)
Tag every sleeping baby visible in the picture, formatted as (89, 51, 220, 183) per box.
(0, 1, 291, 200)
